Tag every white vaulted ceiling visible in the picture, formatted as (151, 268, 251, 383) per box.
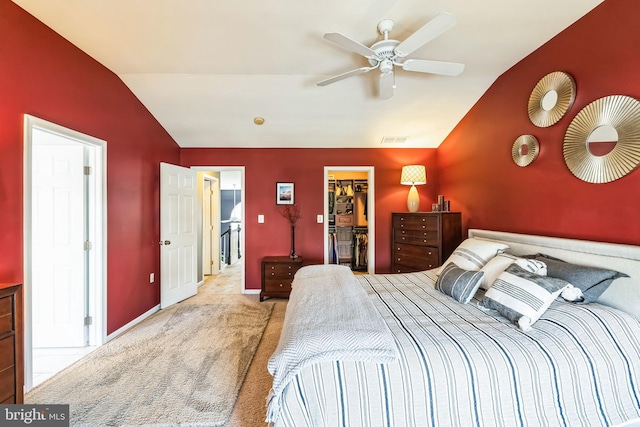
(12, 0, 602, 148)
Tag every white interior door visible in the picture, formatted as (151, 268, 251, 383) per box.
(32, 134, 86, 347)
(160, 162, 197, 308)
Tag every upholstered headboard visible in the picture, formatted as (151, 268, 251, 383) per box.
(468, 229, 640, 321)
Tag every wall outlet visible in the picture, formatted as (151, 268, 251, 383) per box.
(150, 273, 155, 283)
(258, 214, 264, 223)
(317, 214, 323, 223)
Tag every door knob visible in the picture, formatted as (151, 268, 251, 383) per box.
(160, 240, 171, 245)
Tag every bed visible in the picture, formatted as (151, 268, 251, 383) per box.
(267, 229, 640, 427)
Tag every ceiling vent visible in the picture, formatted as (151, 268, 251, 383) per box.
(380, 136, 408, 144)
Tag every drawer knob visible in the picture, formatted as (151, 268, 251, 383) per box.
(279, 284, 283, 287)
(271, 272, 275, 276)
(270, 266, 275, 270)
(397, 258, 401, 261)
(428, 264, 433, 268)
(428, 251, 432, 255)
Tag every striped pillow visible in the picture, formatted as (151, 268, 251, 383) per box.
(438, 238, 509, 276)
(479, 253, 547, 290)
(435, 263, 485, 304)
(480, 264, 570, 331)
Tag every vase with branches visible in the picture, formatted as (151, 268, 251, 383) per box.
(279, 205, 302, 258)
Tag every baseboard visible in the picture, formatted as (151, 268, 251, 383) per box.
(106, 304, 160, 342)
(243, 289, 260, 295)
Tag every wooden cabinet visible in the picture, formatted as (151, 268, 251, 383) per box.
(260, 256, 303, 301)
(0, 283, 23, 404)
(391, 212, 462, 273)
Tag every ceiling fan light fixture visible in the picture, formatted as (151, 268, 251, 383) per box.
(317, 13, 464, 99)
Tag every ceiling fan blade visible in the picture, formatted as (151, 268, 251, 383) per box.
(317, 66, 376, 86)
(394, 12, 457, 58)
(402, 59, 465, 76)
(323, 32, 377, 58)
(379, 72, 394, 99)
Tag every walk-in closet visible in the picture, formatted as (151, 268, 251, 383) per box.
(327, 171, 369, 272)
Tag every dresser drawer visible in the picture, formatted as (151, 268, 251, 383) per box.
(393, 244, 439, 271)
(0, 335, 14, 373)
(393, 228, 439, 246)
(263, 264, 298, 279)
(0, 364, 15, 404)
(392, 214, 438, 231)
(0, 296, 13, 336)
(263, 279, 293, 293)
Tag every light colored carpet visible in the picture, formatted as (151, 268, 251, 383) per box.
(26, 297, 274, 427)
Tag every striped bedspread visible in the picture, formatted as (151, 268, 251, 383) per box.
(271, 270, 640, 427)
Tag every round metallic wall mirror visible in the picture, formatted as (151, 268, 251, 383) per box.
(512, 135, 539, 167)
(563, 95, 640, 183)
(528, 72, 576, 127)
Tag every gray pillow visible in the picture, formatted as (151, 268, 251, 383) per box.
(527, 253, 628, 303)
(435, 262, 485, 304)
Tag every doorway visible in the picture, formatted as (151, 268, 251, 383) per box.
(324, 166, 375, 273)
(192, 167, 246, 293)
(23, 115, 106, 391)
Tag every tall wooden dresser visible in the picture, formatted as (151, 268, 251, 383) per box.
(391, 212, 462, 273)
(0, 283, 23, 404)
(260, 256, 303, 301)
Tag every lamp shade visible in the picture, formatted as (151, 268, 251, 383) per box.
(400, 165, 427, 185)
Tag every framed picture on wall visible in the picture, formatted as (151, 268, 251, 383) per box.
(276, 182, 294, 205)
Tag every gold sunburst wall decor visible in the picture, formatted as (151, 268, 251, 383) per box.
(563, 95, 640, 184)
(511, 135, 540, 167)
(528, 71, 576, 127)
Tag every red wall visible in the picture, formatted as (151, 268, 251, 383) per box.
(181, 148, 438, 288)
(5, 0, 636, 334)
(438, 0, 640, 246)
(0, 1, 181, 333)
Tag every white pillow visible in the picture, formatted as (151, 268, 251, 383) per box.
(479, 253, 547, 290)
(438, 238, 509, 276)
(480, 264, 570, 331)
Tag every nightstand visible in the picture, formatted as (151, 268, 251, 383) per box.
(260, 256, 303, 301)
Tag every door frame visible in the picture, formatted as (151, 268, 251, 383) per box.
(324, 166, 375, 273)
(23, 115, 107, 392)
(202, 175, 221, 276)
(191, 166, 247, 293)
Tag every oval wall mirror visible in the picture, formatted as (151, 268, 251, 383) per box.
(541, 90, 559, 111)
(528, 71, 576, 127)
(512, 135, 539, 167)
(588, 124, 618, 156)
(563, 95, 640, 183)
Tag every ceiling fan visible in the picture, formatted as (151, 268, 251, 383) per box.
(317, 13, 465, 99)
